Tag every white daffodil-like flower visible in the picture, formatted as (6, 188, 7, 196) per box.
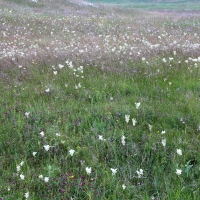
(136, 169, 143, 178)
(98, 135, 106, 141)
(43, 145, 50, 151)
(125, 114, 130, 123)
(38, 175, 43, 179)
(56, 133, 61, 137)
(161, 139, 166, 147)
(148, 124, 153, 132)
(69, 149, 75, 156)
(176, 169, 182, 175)
(45, 88, 50, 93)
(75, 83, 81, 89)
(33, 152, 37, 157)
(110, 168, 117, 175)
(58, 64, 64, 69)
(86, 167, 92, 175)
(132, 118, 137, 126)
(20, 174, 25, 180)
(24, 192, 29, 199)
(39, 131, 45, 137)
(121, 135, 126, 146)
(20, 161, 24, 166)
(79, 66, 83, 72)
(69, 63, 73, 69)
(53, 71, 57, 75)
(161, 130, 166, 134)
(25, 112, 30, 118)
(16, 165, 21, 172)
(44, 177, 49, 182)
(176, 149, 182, 156)
(122, 184, 126, 190)
(135, 102, 140, 109)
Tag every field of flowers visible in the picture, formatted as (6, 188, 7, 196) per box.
(0, 0, 200, 199)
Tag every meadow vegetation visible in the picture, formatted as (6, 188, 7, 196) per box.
(0, 0, 200, 199)
(89, 0, 200, 10)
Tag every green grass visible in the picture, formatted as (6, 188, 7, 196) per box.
(89, 0, 200, 10)
(1, 55, 200, 199)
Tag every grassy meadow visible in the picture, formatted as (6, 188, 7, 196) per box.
(89, 0, 200, 10)
(0, 0, 200, 199)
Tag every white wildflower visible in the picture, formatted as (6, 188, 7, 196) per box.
(132, 118, 137, 126)
(136, 169, 143, 178)
(142, 57, 146, 61)
(43, 145, 50, 151)
(122, 184, 126, 190)
(53, 71, 57, 75)
(69, 149, 75, 156)
(56, 133, 61, 137)
(58, 64, 64, 69)
(161, 139, 166, 147)
(121, 135, 126, 146)
(135, 102, 140, 109)
(45, 88, 50, 93)
(98, 135, 106, 141)
(38, 175, 43, 179)
(125, 114, 130, 123)
(161, 130, 166, 134)
(24, 192, 29, 199)
(176, 149, 182, 156)
(39, 131, 45, 137)
(32, 152, 37, 157)
(111, 168, 117, 175)
(176, 169, 182, 175)
(148, 124, 153, 132)
(16, 165, 21, 172)
(25, 112, 30, 118)
(86, 167, 92, 175)
(20, 174, 25, 180)
(44, 177, 49, 182)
